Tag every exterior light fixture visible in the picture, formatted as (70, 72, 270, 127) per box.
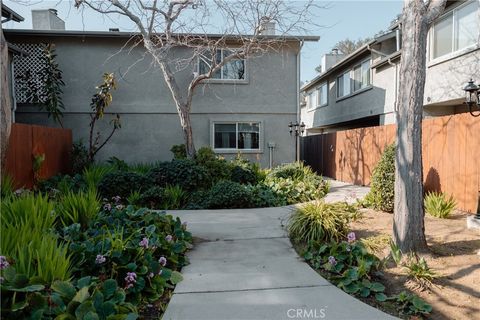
(462, 79, 480, 117)
(288, 121, 306, 161)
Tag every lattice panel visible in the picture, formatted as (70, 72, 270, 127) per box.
(13, 43, 46, 103)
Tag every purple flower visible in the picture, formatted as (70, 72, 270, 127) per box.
(115, 204, 124, 210)
(0, 256, 9, 270)
(148, 272, 154, 278)
(112, 195, 121, 204)
(125, 272, 137, 288)
(165, 235, 173, 242)
(347, 232, 356, 243)
(103, 203, 112, 211)
(159, 256, 167, 267)
(328, 256, 337, 266)
(95, 254, 106, 264)
(139, 237, 149, 248)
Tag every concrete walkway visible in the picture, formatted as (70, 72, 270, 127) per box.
(163, 181, 395, 320)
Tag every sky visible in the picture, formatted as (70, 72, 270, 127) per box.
(3, 0, 403, 82)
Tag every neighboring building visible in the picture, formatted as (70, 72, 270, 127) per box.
(5, 9, 318, 167)
(301, 0, 480, 134)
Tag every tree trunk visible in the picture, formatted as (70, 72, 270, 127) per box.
(393, 0, 430, 253)
(0, 26, 12, 172)
(178, 105, 195, 159)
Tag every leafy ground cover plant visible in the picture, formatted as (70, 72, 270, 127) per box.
(59, 205, 192, 305)
(363, 144, 395, 212)
(424, 191, 456, 218)
(404, 255, 439, 289)
(288, 201, 359, 243)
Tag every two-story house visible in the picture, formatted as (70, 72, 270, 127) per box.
(5, 9, 318, 167)
(301, 0, 480, 134)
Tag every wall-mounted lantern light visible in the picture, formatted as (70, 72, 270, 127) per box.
(463, 79, 480, 117)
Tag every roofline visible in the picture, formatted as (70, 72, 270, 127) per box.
(1, 4, 24, 23)
(3, 28, 320, 42)
(370, 50, 401, 69)
(301, 40, 374, 91)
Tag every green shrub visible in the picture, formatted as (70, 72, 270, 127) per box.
(246, 184, 286, 208)
(230, 165, 258, 185)
(194, 147, 232, 185)
(206, 181, 252, 209)
(71, 140, 91, 175)
(364, 144, 395, 212)
(288, 201, 358, 243)
(39, 173, 86, 195)
(83, 165, 113, 191)
(185, 190, 209, 209)
(1, 174, 15, 198)
(163, 185, 187, 209)
(139, 186, 165, 209)
(424, 191, 456, 218)
(57, 189, 101, 228)
(98, 171, 152, 198)
(147, 159, 209, 191)
(106, 156, 129, 171)
(231, 155, 265, 183)
(170, 144, 187, 159)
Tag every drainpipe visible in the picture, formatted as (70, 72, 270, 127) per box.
(296, 40, 304, 162)
(395, 29, 401, 52)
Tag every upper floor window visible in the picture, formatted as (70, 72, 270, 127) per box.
(337, 71, 351, 98)
(214, 122, 260, 150)
(307, 90, 317, 109)
(317, 82, 328, 107)
(199, 49, 246, 80)
(431, 1, 480, 60)
(353, 60, 370, 91)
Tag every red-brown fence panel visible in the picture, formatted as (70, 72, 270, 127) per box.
(301, 113, 480, 213)
(4, 123, 72, 189)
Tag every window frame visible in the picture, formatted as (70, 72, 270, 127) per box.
(429, 0, 480, 61)
(211, 120, 263, 153)
(198, 48, 248, 83)
(316, 82, 329, 108)
(336, 57, 372, 100)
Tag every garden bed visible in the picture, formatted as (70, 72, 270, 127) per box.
(350, 208, 480, 320)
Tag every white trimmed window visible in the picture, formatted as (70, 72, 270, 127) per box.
(199, 49, 246, 80)
(317, 82, 328, 107)
(337, 71, 351, 98)
(431, 1, 480, 60)
(353, 60, 371, 91)
(307, 90, 317, 109)
(213, 122, 260, 150)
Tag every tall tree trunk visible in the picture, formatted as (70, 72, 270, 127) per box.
(0, 26, 12, 172)
(393, 0, 445, 253)
(178, 105, 195, 158)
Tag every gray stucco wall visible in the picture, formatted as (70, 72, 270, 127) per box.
(8, 33, 300, 167)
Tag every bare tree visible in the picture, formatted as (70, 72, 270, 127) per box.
(394, 0, 446, 253)
(75, 0, 319, 158)
(1, 22, 12, 171)
(333, 37, 372, 55)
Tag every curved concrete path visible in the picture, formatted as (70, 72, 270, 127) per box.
(163, 181, 395, 320)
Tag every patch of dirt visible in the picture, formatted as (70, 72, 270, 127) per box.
(351, 209, 480, 320)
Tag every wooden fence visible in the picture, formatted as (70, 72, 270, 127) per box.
(301, 113, 480, 213)
(4, 123, 72, 188)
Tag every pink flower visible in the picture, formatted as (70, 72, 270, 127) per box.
(0, 256, 9, 270)
(328, 256, 337, 266)
(347, 232, 356, 243)
(165, 235, 173, 242)
(139, 237, 149, 248)
(103, 203, 112, 211)
(95, 254, 106, 264)
(159, 256, 167, 267)
(112, 195, 121, 204)
(125, 272, 137, 288)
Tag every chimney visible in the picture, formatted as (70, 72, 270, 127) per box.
(258, 17, 275, 35)
(32, 9, 65, 30)
(319, 51, 346, 73)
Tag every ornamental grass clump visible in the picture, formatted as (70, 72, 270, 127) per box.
(424, 191, 456, 218)
(288, 201, 358, 243)
(56, 188, 101, 228)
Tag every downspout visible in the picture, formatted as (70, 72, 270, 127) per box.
(296, 40, 304, 162)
